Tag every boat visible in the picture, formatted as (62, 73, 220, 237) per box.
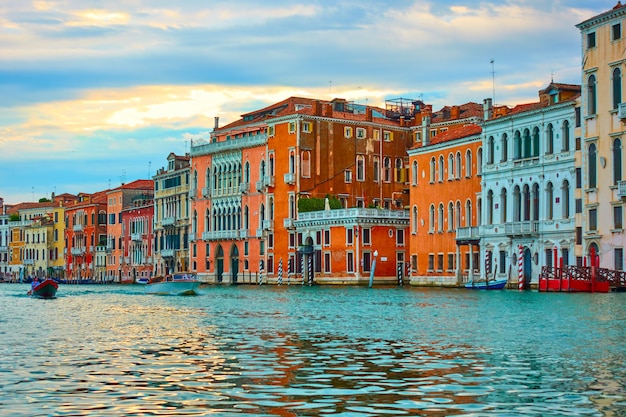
(27, 278, 59, 299)
(465, 278, 508, 290)
(136, 277, 149, 285)
(145, 273, 201, 295)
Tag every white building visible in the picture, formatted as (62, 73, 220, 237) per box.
(479, 83, 581, 288)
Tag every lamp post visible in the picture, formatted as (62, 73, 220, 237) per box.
(369, 250, 378, 288)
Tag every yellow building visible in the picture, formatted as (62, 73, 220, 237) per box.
(577, 4, 626, 270)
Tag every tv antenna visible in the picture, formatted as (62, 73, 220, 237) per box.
(490, 59, 496, 106)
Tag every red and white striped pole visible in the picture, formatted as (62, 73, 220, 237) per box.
(518, 245, 524, 290)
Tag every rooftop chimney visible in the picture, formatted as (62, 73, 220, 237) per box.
(483, 98, 493, 121)
(214, 116, 220, 130)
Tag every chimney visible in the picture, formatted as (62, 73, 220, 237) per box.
(400, 116, 405, 127)
(421, 115, 431, 146)
(214, 116, 220, 130)
(314, 100, 322, 116)
(323, 103, 333, 117)
(366, 107, 372, 121)
(483, 98, 493, 120)
(451, 105, 460, 119)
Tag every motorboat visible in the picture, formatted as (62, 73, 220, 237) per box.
(145, 273, 200, 295)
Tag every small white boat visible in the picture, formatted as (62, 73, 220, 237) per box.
(136, 277, 149, 285)
(145, 273, 201, 295)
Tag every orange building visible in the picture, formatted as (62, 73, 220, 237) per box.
(105, 180, 154, 282)
(64, 192, 108, 280)
(190, 97, 418, 283)
(120, 200, 154, 283)
(407, 103, 484, 286)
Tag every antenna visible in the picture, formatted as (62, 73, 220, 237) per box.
(148, 161, 151, 178)
(490, 59, 496, 106)
(329, 80, 332, 97)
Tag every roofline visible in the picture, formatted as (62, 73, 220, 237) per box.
(576, 4, 626, 30)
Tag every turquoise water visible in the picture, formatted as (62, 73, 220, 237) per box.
(0, 284, 624, 416)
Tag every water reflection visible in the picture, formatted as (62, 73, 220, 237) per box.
(0, 284, 624, 416)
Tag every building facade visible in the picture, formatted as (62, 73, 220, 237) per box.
(153, 153, 191, 276)
(121, 201, 154, 283)
(190, 97, 417, 283)
(577, 4, 626, 271)
(478, 83, 581, 287)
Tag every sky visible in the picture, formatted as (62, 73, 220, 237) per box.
(0, 0, 616, 205)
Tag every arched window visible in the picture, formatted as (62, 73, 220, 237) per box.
(500, 188, 507, 224)
(465, 200, 472, 227)
(438, 203, 444, 232)
(289, 195, 295, 219)
(613, 138, 622, 184)
(384, 157, 392, 182)
(546, 123, 554, 155)
(514, 130, 522, 159)
(448, 153, 454, 179)
(513, 185, 521, 222)
(522, 128, 531, 158)
(456, 152, 462, 178)
(356, 155, 365, 181)
(448, 202, 454, 231)
(412, 206, 418, 234)
(562, 120, 570, 152)
(192, 210, 197, 234)
(561, 180, 570, 219)
(476, 197, 482, 226)
(301, 151, 311, 177)
(487, 136, 495, 164)
(486, 190, 493, 225)
(588, 143, 597, 188)
(587, 74, 597, 115)
(455, 201, 462, 229)
(244, 161, 250, 184)
(412, 160, 418, 185)
(522, 184, 531, 221)
(613, 67, 622, 110)
(532, 127, 540, 157)
(532, 183, 540, 221)
(429, 204, 435, 233)
(438, 156, 444, 182)
(501, 133, 508, 162)
(546, 182, 554, 220)
(465, 150, 472, 177)
(289, 151, 295, 174)
(429, 157, 436, 183)
(477, 147, 483, 175)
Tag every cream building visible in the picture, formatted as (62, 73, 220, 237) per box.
(577, 4, 626, 271)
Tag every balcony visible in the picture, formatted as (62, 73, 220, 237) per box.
(619, 102, 626, 119)
(201, 230, 239, 240)
(284, 173, 295, 185)
(505, 221, 539, 237)
(283, 218, 296, 229)
(190, 133, 268, 156)
(239, 182, 249, 193)
(202, 186, 210, 198)
(71, 247, 86, 256)
(73, 224, 84, 232)
(618, 180, 626, 199)
(455, 226, 481, 244)
(0, 246, 8, 253)
(162, 217, 176, 227)
(161, 249, 176, 258)
(23, 259, 34, 265)
(189, 186, 197, 199)
(263, 219, 273, 230)
(263, 175, 275, 188)
(256, 228, 264, 238)
(239, 229, 248, 239)
(255, 181, 264, 192)
(131, 232, 143, 241)
(189, 233, 197, 242)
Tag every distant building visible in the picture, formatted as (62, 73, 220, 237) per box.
(577, 3, 626, 270)
(120, 199, 154, 283)
(153, 153, 191, 276)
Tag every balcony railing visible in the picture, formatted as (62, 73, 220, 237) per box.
(455, 226, 481, 241)
(263, 219, 273, 230)
(190, 133, 268, 156)
(202, 230, 239, 240)
(73, 224, 84, 232)
(505, 221, 539, 236)
(239, 182, 249, 193)
(284, 173, 295, 185)
(297, 208, 409, 222)
(0, 246, 8, 252)
(131, 232, 143, 241)
(283, 218, 296, 229)
(618, 180, 626, 199)
(161, 249, 176, 258)
(71, 247, 86, 256)
(239, 229, 248, 239)
(162, 217, 176, 227)
(23, 259, 34, 265)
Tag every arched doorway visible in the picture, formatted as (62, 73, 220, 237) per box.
(216, 245, 224, 283)
(523, 247, 532, 289)
(230, 245, 239, 284)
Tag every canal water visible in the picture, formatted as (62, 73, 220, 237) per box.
(0, 284, 624, 416)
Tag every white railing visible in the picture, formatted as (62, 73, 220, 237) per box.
(505, 221, 539, 236)
(161, 249, 175, 257)
(284, 173, 295, 185)
(283, 218, 295, 229)
(239, 182, 249, 193)
(202, 187, 210, 198)
(618, 180, 626, 198)
(162, 217, 176, 227)
(297, 208, 409, 222)
(131, 233, 143, 241)
(190, 133, 267, 156)
(73, 224, 84, 232)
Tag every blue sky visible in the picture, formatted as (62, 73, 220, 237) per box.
(0, 0, 615, 204)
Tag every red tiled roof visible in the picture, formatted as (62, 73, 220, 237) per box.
(410, 124, 482, 150)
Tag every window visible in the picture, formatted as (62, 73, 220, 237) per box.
(588, 143, 597, 188)
(356, 155, 365, 181)
(613, 138, 622, 184)
(501, 133, 508, 162)
(438, 156, 444, 182)
(448, 153, 455, 179)
(587, 32, 596, 49)
(562, 180, 570, 219)
(575, 107, 581, 127)
(499, 251, 507, 274)
(587, 74, 597, 115)
(437, 254, 444, 271)
(344, 126, 352, 138)
(344, 170, 352, 183)
(372, 156, 380, 182)
(477, 147, 483, 175)
(615, 205, 623, 230)
(456, 152, 462, 178)
(613, 23, 621, 41)
(347, 252, 354, 273)
(486, 190, 493, 225)
(589, 208, 598, 231)
(546, 182, 554, 220)
(384, 157, 392, 182)
(356, 127, 366, 139)
(302, 122, 312, 133)
(384, 131, 393, 141)
(288, 121, 296, 133)
(616, 248, 624, 271)
(396, 229, 405, 246)
(562, 120, 570, 152)
(576, 198, 582, 214)
(298, 151, 310, 178)
(362, 228, 371, 245)
(465, 150, 472, 177)
(268, 125, 275, 136)
(487, 136, 495, 164)
(412, 206, 418, 235)
(324, 252, 331, 273)
(346, 228, 353, 245)
(614, 68, 622, 110)
(546, 124, 554, 155)
(428, 254, 434, 271)
(412, 161, 418, 185)
(438, 203, 444, 232)
(429, 157, 436, 183)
